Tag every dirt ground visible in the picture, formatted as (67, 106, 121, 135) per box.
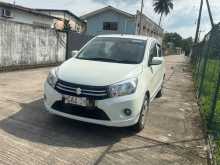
(0, 55, 208, 165)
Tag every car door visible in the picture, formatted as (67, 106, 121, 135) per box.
(155, 43, 165, 86)
(146, 42, 160, 98)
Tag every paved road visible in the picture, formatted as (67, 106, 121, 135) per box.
(0, 55, 208, 165)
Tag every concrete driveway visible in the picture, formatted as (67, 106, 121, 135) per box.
(0, 55, 208, 165)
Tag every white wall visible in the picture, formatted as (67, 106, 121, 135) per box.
(0, 19, 66, 67)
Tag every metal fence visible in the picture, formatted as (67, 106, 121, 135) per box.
(191, 23, 220, 164)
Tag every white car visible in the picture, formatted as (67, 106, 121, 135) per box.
(44, 34, 165, 132)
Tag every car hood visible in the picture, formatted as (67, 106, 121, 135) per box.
(57, 58, 143, 86)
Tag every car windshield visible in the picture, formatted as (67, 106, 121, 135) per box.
(76, 37, 147, 64)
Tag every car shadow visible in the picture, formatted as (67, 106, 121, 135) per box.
(0, 99, 134, 148)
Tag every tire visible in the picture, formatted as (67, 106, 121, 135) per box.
(132, 95, 149, 132)
(156, 88, 162, 98)
(156, 79, 164, 98)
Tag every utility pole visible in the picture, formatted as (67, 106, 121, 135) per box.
(205, 0, 214, 28)
(194, 0, 203, 44)
(138, 0, 144, 35)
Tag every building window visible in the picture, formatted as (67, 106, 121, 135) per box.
(2, 9, 13, 18)
(103, 22, 118, 31)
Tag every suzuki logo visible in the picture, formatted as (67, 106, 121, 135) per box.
(76, 88, 82, 95)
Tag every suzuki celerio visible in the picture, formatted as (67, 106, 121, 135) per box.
(44, 34, 165, 132)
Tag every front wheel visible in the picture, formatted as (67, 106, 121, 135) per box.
(132, 96, 149, 132)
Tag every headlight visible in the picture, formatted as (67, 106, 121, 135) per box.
(108, 78, 138, 98)
(47, 67, 59, 88)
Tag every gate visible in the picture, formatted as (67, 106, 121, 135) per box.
(66, 32, 94, 59)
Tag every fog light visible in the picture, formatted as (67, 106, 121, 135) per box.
(124, 109, 132, 116)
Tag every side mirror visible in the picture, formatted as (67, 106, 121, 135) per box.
(149, 58, 162, 66)
(71, 50, 79, 57)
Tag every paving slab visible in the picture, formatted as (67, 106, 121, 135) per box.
(0, 55, 208, 165)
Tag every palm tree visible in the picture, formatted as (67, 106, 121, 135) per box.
(153, 0, 174, 26)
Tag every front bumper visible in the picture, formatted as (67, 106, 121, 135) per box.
(44, 82, 144, 127)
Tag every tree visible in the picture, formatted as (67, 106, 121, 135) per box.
(153, 0, 174, 26)
(54, 19, 71, 32)
(163, 33, 193, 56)
(63, 20, 71, 32)
(163, 33, 182, 48)
(182, 37, 193, 56)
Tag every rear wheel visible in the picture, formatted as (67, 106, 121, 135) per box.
(156, 78, 165, 98)
(156, 87, 163, 98)
(132, 96, 149, 132)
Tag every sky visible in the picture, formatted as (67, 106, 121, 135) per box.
(2, 0, 220, 39)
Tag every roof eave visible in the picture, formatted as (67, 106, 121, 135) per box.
(80, 6, 135, 20)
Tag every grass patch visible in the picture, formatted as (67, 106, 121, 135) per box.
(216, 140, 220, 164)
(195, 59, 220, 164)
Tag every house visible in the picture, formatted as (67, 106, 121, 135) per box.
(0, 2, 85, 32)
(34, 9, 86, 33)
(136, 11, 163, 38)
(0, 2, 59, 28)
(80, 6, 163, 39)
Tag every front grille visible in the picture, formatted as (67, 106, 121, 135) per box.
(55, 79, 109, 100)
(52, 101, 110, 121)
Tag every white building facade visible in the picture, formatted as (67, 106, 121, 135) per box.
(0, 2, 58, 28)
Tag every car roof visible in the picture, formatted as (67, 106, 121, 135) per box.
(96, 34, 156, 42)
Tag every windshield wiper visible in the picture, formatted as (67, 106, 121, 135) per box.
(78, 57, 137, 64)
(114, 60, 137, 64)
(78, 57, 119, 62)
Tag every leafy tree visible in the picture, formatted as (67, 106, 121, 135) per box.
(153, 0, 174, 26)
(63, 20, 71, 32)
(163, 33, 193, 56)
(163, 33, 182, 47)
(182, 37, 193, 56)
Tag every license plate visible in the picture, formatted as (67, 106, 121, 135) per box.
(63, 95, 89, 107)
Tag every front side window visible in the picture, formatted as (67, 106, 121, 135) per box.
(103, 22, 118, 31)
(76, 37, 147, 64)
(148, 43, 157, 65)
(157, 44, 162, 57)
